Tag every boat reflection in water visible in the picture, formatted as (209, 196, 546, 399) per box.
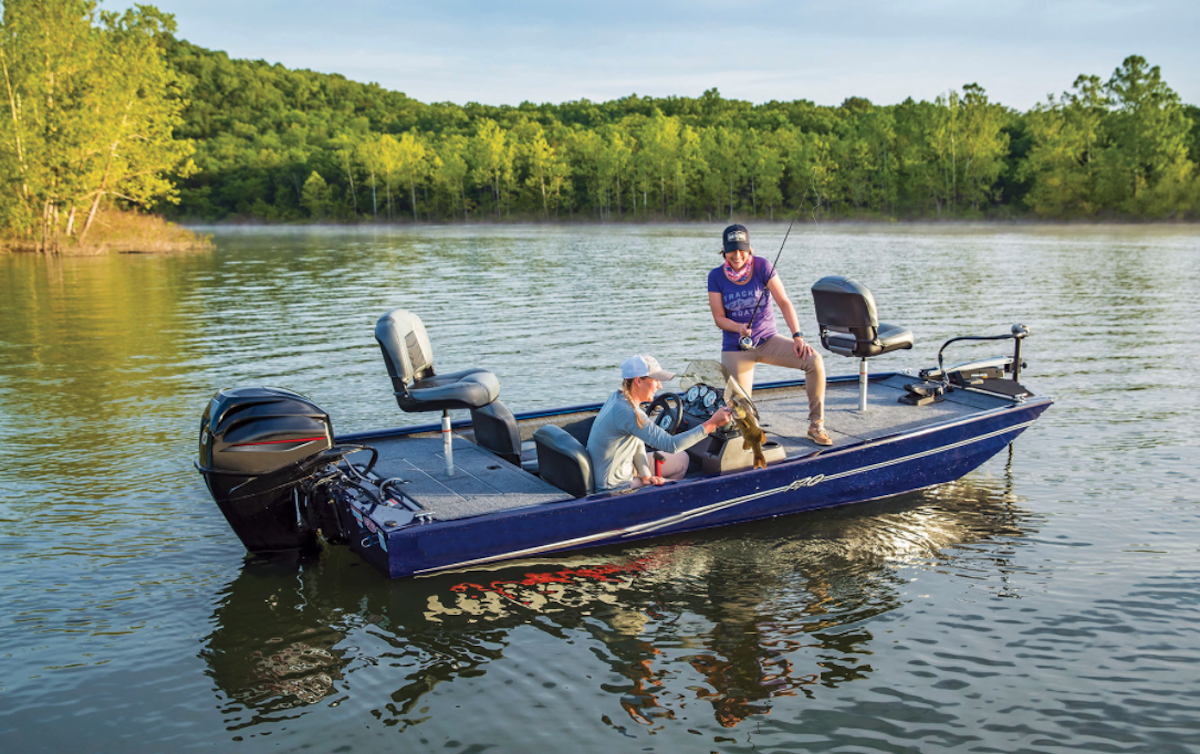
(201, 559, 351, 719)
(203, 465, 1038, 731)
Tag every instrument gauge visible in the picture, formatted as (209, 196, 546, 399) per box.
(686, 386, 700, 402)
(703, 391, 718, 409)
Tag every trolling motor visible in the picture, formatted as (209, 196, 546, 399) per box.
(901, 324, 1033, 405)
(197, 386, 378, 554)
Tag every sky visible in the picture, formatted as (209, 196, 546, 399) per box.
(108, 0, 1199, 110)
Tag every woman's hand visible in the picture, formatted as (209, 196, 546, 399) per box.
(793, 337, 815, 360)
(702, 406, 733, 434)
(640, 475, 666, 487)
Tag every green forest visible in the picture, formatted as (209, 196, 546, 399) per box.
(2, 1, 1199, 251)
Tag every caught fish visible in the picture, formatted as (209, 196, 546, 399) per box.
(729, 395, 767, 470)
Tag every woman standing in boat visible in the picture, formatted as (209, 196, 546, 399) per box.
(587, 354, 732, 491)
(707, 224, 831, 446)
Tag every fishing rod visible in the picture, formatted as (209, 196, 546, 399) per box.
(739, 203, 804, 351)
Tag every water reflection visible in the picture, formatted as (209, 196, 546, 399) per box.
(201, 558, 350, 721)
(203, 471, 1038, 732)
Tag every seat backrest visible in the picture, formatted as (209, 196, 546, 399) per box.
(560, 416, 596, 446)
(812, 276, 879, 333)
(375, 309, 435, 393)
(533, 425, 595, 498)
(471, 400, 521, 466)
(812, 276, 881, 352)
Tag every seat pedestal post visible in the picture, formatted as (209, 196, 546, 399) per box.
(442, 410, 454, 476)
(859, 357, 869, 412)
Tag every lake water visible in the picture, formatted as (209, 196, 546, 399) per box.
(1, 223, 1198, 753)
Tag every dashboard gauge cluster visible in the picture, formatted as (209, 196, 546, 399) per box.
(682, 383, 722, 420)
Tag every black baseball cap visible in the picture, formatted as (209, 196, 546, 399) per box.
(722, 224, 750, 253)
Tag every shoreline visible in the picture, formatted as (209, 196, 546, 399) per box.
(173, 216, 1200, 231)
(0, 211, 213, 256)
(6, 215, 1194, 253)
(171, 213, 1200, 227)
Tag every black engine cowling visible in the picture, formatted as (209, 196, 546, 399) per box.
(198, 387, 337, 554)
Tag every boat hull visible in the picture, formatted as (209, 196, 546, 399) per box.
(339, 397, 1050, 579)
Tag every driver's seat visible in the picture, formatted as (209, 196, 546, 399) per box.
(532, 425, 595, 498)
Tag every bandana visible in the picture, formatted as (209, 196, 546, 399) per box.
(723, 255, 753, 284)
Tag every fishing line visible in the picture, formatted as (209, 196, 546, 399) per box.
(738, 202, 804, 351)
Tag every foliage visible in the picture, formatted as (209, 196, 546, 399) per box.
(159, 43, 1198, 223)
(3, 6, 1197, 234)
(1020, 57, 1197, 219)
(0, 0, 195, 250)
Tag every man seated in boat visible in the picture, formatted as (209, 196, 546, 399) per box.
(587, 355, 733, 491)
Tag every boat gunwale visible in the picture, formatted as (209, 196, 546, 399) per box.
(336, 370, 1036, 443)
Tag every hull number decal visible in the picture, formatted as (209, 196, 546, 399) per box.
(788, 474, 824, 490)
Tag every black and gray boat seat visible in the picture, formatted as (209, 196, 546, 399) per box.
(375, 309, 500, 413)
(532, 425, 595, 498)
(811, 276, 914, 411)
(470, 401, 539, 472)
(375, 309, 503, 473)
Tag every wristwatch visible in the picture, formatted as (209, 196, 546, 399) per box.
(792, 331, 803, 339)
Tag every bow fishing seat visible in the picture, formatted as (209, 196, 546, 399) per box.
(811, 276, 913, 411)
(375, 309, 500, 474)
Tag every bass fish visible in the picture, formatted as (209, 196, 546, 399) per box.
(730, 395, 767, 470)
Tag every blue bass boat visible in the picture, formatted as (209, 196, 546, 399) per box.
(197, 276, 1052, 579)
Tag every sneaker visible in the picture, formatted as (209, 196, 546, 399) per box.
(808, 425, 833, 446)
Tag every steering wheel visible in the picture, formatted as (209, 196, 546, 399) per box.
(645, 393, 683, 434)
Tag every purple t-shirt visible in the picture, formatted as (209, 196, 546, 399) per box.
(708, 258, 778, 352)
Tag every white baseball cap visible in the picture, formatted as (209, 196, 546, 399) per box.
(620, 354, 675, 381)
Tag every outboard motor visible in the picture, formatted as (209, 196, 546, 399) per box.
(198, 387, 345, 554)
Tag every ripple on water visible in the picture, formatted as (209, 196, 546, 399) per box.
(2, 225, 1199, 751)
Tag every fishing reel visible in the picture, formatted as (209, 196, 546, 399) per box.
(738, 335, 757, 351)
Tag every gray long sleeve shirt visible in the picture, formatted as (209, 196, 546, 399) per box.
(586, 391, 710, 491)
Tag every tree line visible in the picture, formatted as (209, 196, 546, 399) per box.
(160, 43, 1200, 224)
(2, 1, 1198, 253)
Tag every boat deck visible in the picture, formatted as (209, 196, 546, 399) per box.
(756, 374, 1003, 455)
(362, 375, 1017, 523)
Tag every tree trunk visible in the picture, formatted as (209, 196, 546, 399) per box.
(343, 155, 357, 215)
(0, 47, 32, 225)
